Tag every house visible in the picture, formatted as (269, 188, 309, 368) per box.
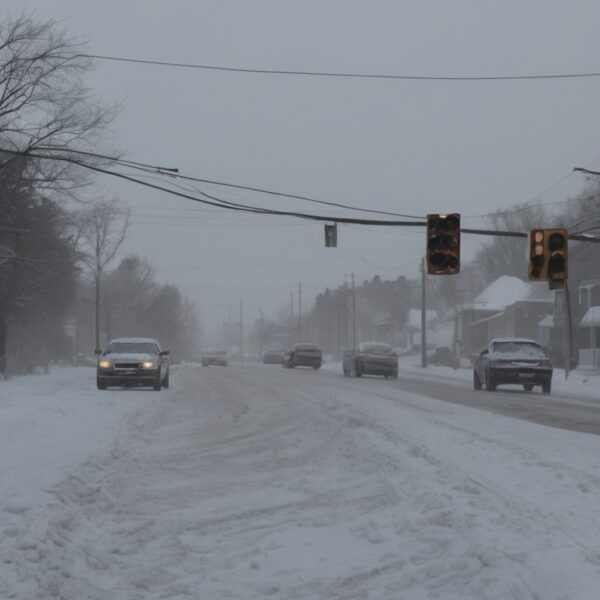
(550, 279, 600, 369)
(456, 276, 553, 358)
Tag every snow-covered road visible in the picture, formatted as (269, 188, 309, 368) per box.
(3, 364, 600, 599)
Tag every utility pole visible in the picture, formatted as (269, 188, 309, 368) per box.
(94, 267, 100, 351)
(298, 283, 302, 342)
(259, 307, 265, 358)
(351, 273, 357, 349)
(105, 294, 111, 343)
(239, 297, 244, 356)
(290, 291, 294, 345)
(421, 257, 427, 368)
(564, 283, 573, 379)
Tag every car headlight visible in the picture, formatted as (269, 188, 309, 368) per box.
(141, 360, 158, 369)
(98, 359, 113, 369)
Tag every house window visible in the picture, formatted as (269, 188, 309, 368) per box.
(592, 286, 600, 306)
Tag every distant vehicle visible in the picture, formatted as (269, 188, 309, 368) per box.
(473, 337, 553, 394)
(263, 347, 284, 364)
(96, 337, 170, 391)
(282, 343, 322, 370)
(201, 349, 228, 367)
(343, 342, 398, 378)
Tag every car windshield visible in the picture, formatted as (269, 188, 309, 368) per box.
(359, 343, 392, 354)
(106, 342, 157, 355)
(491, 341, 546, 357)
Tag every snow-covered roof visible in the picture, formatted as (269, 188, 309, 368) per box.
(538, 314, 554, 328)
(580, 306, 600, 327)
(468, 276, 552, 312)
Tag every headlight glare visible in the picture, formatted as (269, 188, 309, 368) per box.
(142, 360, 158, 369)
(98, 359, 112, 369)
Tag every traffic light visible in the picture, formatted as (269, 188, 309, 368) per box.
(324, 223, 337, 247)
(426, 213, 460, 275)
(528, 228, 568, 284)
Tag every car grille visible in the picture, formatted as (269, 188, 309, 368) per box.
(115, 362, 140, 370)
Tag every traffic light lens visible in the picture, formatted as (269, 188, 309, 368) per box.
(446, 256, 459, 270)
(549, 233, 565, 252)
(548, 254, 565, 274)
(430, 252, 445, 266)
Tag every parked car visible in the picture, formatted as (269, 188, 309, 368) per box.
(343, 342, 398, 378)
(263, 347, 284, 364)
(201, 349, 228, 367)
(96, 337, 170, 391)
(282, 343, 322, 370)
(473, 337, 552, 394)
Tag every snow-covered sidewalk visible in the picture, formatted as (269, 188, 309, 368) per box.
(0, 367, 166, 598)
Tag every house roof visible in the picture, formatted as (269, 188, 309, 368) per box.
(466, 276, 553, 312)
(580, 306, 600, 327)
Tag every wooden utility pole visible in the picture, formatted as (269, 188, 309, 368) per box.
(421, 257, 427, 368)
(298, 283, 302, 342)
(564, 283, 573, 379)
(259, 307, 265, 358)
(351, 273, 356, 349)
(239, 297, 244, 356)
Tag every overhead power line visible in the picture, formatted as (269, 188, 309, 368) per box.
(32, 145, 423, 219)
(3, 147, 600, 243)
(83, 53, 600, 82)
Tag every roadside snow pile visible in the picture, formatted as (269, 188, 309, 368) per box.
(0, 367, 164, 597)
(0, 367, 157, 506)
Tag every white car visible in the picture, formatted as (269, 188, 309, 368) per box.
(473, 337, 552, 394)
(96, 337, 170, 391)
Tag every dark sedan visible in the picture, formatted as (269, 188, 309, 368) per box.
(282, 343, 322, 370)
(201, 350, 228, 367)
(473, 338, 553, 394)
(343, 342, 398, 378)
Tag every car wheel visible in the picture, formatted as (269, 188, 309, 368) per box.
(473, 371, 482, 390)
(355, 363, 362, 378)
(163, 371, 170, 389)
(153, 376, 161, 391)
(392, 370, 398, 379)
(313, 365, 320, 370)
(486, 370, 496, 392)
(542, 381, 551, 394)
(523, 384, 533, 392)
(97, 380, 106, 390)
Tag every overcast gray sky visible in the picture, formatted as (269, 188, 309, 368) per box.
(6, 1, 600, 337)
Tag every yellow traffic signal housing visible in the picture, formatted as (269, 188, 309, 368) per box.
(528, 228, 568, 283)
(426, 213, 460, 275)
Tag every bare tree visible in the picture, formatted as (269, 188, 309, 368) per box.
(78, 199, 129, 350)
(474, 202, 549, 283)
(0, 14, 118, 193)
(0, 14, 119, 374)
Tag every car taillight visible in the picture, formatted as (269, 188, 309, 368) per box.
(492, 359, 512, 366)
(540, 359, 552, 368)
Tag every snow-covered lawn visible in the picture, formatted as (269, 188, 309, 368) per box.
(2, 363, 600, 599)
